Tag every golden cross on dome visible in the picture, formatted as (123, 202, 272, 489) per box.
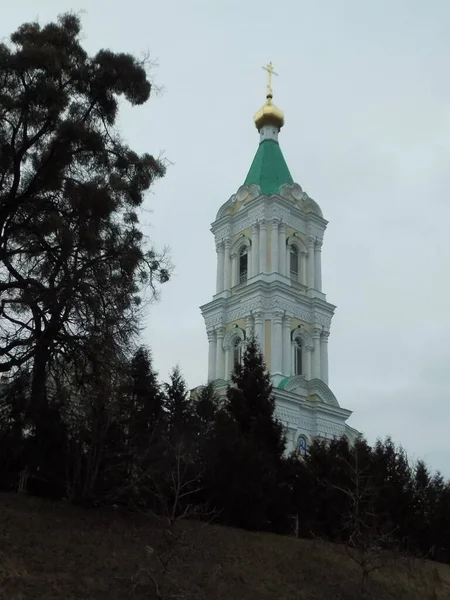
(262, 62, 278, 96)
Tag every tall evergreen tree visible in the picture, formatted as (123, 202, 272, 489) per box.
(225, 337, 285, 458)
(110, 346, 166, 502)
(164, 366, 195, 446)
(204, 337, 289, 532)
(0, 371, 30, 489)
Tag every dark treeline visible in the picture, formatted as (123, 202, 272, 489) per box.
(0, 11, 450, 575)
(1, 337, 450, 567)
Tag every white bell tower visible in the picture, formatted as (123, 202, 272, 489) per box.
(199, 63, 359, 453)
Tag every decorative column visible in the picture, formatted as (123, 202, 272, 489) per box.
(279, 223, 287, 275)
(223, 238, 231, 291)
(307, 236, 315, 289)
(285, 243, 290, 277)
(251, 224, 259, 277)
(270, 220, 279, 273)
(301, 252, 307, 285)
(282, 315, 291, 375)
(216, 241, 224, 293)
(312, 326, 322, 379)
(254, 311, 265, 357)
(207, 330, 217, 381)
(247, 245, 253, 279)
(215, 327, 225, 380)
(314, 241, 323, 292)
(231, 253, 238, 287)
(245, 315, 253, 340)
(320, 329, 330, 385)
(305, 345, 313, 379)
(224, 342, 231, 380)
(259, 221, 267, 273)
(271, 312, 283, 374)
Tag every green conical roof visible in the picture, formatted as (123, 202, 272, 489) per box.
(243, 138, 293, 196)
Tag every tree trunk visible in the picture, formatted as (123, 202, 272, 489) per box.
(30, 342, 50, 434)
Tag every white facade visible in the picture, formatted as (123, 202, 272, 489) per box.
(199, 130, 359, 454)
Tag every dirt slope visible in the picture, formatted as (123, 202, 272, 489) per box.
(0, 493, 449, 599)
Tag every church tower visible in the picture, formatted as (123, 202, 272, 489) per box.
(199, 63, 359, 453)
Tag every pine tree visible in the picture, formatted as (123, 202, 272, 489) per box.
(164, 366, 195, 446)
(100, 346, 166, 506)
(205, 337, 289, 532)
(0, 371, 30, 490)
(225, 337, 285, 459)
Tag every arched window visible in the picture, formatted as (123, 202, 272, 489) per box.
(290, 245, 299, 279)
(296, 435, 307, 458)
(294, 339, 302, 375)
(239, 246, 248, 284)
(233, 338, 242, 367)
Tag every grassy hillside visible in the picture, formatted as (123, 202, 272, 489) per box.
(0, 493, 449, 599)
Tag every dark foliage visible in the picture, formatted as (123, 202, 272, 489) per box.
(202, 337, 291, 532)
(0, 13, 169, 473)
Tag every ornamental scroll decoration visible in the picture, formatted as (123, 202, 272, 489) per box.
(279, 183, 324, 218)
(316, 420, 345, 438)
(271, 204, 291, 223)
(291, 326, 314, 349)
(313, 313, 332, 328)
(271, 205, 304, 233)
(230, 205, 266, 236)
(284, 375, 308, 392)
(267, 296, 313, 324)
(307, 222, 324, 243)
(214, 225, 231, 244)
(307, 378, 340, 407)
(274, 405, 316, 431)
(222, 326, 245, 350)
(215, 186, 263, 228)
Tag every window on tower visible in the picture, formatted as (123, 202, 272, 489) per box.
(296, 435, 307, 458)
(233, 338, 242, 367)
(294, 339, 302, 375)
(239, 246, 248, 284)
(290, 245, 299, 279)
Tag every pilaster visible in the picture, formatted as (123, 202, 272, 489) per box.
(216, 241, 224, 293)
(315, 241, 323, 292)
(271, 219, 279, 273)
(259, 221, 267, 273)
(251, 224, 259, 277)
(307, 236, 315, 289)
(320, 328, 330, 384)
(224, 238, 231, 291)
(231, 252, 238, 287)
(305, 345, 313, 380)
(271, 311, 283, 374)
(282, 314, 291, 375)
(312, 325, 322, 379)
(207, 330, 216, 381)
(245, 315, 254, 339)
(279, 223, 287, 275)
(215, 326, 225, 380)
(301, 251, 307, 285)
(254, 311, 265, 358)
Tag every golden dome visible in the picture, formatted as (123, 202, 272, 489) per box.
(253, 93, 285, 131)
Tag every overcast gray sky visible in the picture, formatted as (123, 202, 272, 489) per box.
(4, 0, 450, 476)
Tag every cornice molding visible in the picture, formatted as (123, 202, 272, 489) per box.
(212, 195, 328, 244)
(201, 288, 334, 330)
